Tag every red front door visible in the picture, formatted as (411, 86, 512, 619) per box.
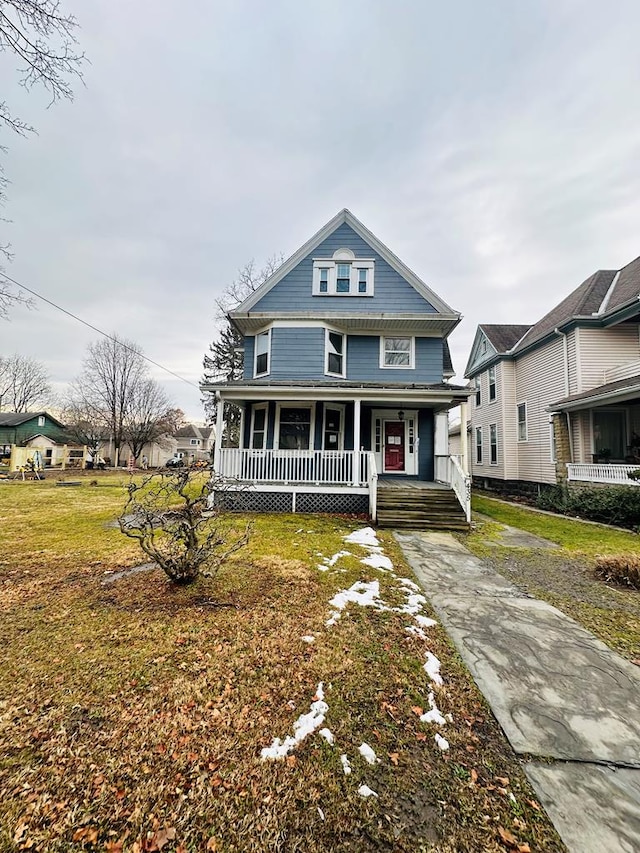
(384, 421, 405, 472)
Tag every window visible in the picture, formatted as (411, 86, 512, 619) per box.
(38, 416, 45, 427)
(381, 336, 414, 369)
(593, 409, 626, 460)
(490, 423, 497, 464)
(312, 253, 375, 296)
(254, 330, 271, 377)
(517, 403, 527, 441)
(251, 405, 267, 449)
(475, 426, 483, 464)
(190, 438, 200, 446)
(326, 330, 346, 377)
(277, 406, 312, 450)
(323, 406, 344, 449)
(475, 376, 481, 406)
(488, 366, 496, 402)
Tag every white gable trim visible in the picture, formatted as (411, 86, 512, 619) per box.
(464, 328, 498, 377)
(234, 209, 458, 317)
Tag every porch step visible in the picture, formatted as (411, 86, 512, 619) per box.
(376, 486, 469, 531)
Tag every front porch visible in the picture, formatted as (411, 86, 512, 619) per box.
(210, 382, 472, 526)
(567, 463, 640, 486)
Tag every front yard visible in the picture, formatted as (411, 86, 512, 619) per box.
(467, 496, 640, 663)
(0, 477, 562, 852)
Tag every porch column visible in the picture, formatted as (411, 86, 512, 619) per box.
(460, 400, 469, 475)
(213, 395, 225, 474)
(353, 398, 361, 486)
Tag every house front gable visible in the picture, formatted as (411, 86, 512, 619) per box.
(464, 328, 498, 377)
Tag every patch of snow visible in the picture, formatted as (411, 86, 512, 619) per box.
(302, 635, 315, 644)
(344, 527, 380, 548)
(340, 754, 352, 775)
(420, 692, 447, 726)
(261, 682, 328, 760)
(327, 550, 352, 567)
(406, 625, 427, 640)
(435, 733, 449, 751)
(414, 614, 437, 629)
(424, 652, 443, 687)
(397, 577, 420, 591)
(317, 806, 325, 820)
(398, 592, 428, 615)
(358, 784, 378, 798)
(361, 553, 394, 572)
(329, 580, 383, 613)
(358, 742, 379, 765)
(319, 728, 334, 745)
(317, 564, 330, 572)
(325, 611, 342, 627)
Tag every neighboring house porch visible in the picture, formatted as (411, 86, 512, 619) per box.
(211, 382, 471, 524)
(550, 366, 640, 488)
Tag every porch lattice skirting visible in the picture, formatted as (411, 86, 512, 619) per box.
(212, 490, 369, 515)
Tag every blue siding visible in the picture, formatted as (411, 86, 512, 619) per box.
(243, 336, 255, 380)
(252, 223, 436, 314)
(243, 331, 444, 382)
(347, 336, 443, 383)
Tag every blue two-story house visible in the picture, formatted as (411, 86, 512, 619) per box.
(204, 209, 472, 527)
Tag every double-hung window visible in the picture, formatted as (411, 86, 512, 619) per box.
(254, 330, 271, 377)
(381, 336, 414, 369)
(251, 405, 267, 449)
(475, 426, 483, 464)
(277, 406, 312, 450)
(474, 376, 481, 406)
(325, 330, 346, 377)
(488, 366, 496, 402)
(517, 403, 527, 441)
(490, 424, 497, 464)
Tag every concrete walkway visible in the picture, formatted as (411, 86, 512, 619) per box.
(395, 530, 640, 853)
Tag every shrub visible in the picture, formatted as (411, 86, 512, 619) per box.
(119, 468, 251, 584)
(595, 554, 640, 590)
(535, 485, 640, 530)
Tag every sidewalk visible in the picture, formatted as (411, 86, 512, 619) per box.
(395, 530, 640, 853)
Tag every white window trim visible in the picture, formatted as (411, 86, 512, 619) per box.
(250, 403, 268, 450)
(322, 403, 345, 450)
(549, 418, 556, 463)
(474, 375, 481, 406)
(38, 416, 45, 427)
(379, 336, 415, 370)
(488, 366, 496, 403)
(489, 423, 498, 465)
(274, 402, 316, 450)
(517, 401, 528, 442)
(253, 329, 271, 378)
(475, 425, 483, 465)
(312, 259, 375, 296)
(325, 329, 347, 378)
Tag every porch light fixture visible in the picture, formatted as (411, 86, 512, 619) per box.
(398, 410, 405, 421)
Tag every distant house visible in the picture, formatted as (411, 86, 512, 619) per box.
(465, 257, 640, 491)
(174, 424, 215, 463)
(0, 412, 69, 461)
(202, 208, 472, 527)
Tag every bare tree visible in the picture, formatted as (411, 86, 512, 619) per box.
(69, 335, 152, 464)
(123, 385, 184, 464)
(0, 353, 51, 410)
(1, 0, 85, 313)
(119, 469, 250, 585)
(202, 256, 283, 437)
(60, 398, 105, 459)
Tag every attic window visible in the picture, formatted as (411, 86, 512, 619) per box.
(38, 416, 45, 427)
(312, 249, 374, 296)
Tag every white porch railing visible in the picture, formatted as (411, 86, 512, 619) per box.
(603, 359, 640, 384)
(368, 452, 378, 522)
(567, 463, 640, 485)
(216, 448, 370, 486)
(435, 454, 471, 522)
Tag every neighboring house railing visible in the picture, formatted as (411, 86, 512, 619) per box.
(216, 448, 370, 487)
(368, 452, 378, 522)
(567, 463, 640, 485)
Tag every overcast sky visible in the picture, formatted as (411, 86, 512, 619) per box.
(2, 0, 640, 421)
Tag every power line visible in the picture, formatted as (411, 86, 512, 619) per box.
(2, 270, 201, 390)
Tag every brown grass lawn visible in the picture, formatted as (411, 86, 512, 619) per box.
(0, 477, 564, 852)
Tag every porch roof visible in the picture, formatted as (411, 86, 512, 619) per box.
(548, 374, 640, 412)
(205, 379, 472, 407)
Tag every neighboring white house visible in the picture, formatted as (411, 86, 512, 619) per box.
(465, 257, 640, 491)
